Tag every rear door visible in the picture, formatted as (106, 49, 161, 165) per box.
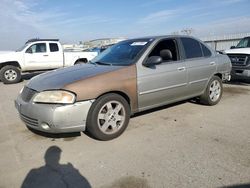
(48, 43, 64, 69)
(137, 38, 188, 111)
(180, 37, 216, 97)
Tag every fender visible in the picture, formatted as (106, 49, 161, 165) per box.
(0, 61, 22, 70)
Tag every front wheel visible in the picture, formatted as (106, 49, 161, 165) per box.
(200, 76, 223, 105)
(86, 93, 130, 141)
(0, 65, 21, 84)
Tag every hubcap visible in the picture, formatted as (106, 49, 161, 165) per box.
(97, 101, 126, 135)
(4, 69, 17, 81)
(209, 80, 221, 102)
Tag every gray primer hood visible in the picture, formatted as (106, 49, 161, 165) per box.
(27, 64, 122, 91)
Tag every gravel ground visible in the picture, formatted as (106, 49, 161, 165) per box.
(0, 78, 249, 188)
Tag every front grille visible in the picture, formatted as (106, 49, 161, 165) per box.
(20, 113, 39, 127)
(21, 87, 37, 102)
(228, 54, 249, 66)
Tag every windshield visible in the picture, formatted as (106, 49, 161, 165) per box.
(16, 43, 29, 52)
(236, 38, 250, 48)
(90, 39, 153, 66)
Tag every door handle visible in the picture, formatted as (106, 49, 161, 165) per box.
(43, 55, 49, 57)
(210, 62, 215, 66)
(177, 67, 186, 71)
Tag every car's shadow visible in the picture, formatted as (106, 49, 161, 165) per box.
(131, 100, 188, 118)
(27, 100, 192, 140)
(224, 79, 250, 86)
(220, 183, 250, 188)
(27, 126, 81, 139)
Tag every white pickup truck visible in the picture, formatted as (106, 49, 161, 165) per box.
(224, 37, 250, 81)
(0, 39, 98, 84)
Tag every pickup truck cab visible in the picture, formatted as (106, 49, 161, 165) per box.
(15, 35, 231, 140)
(224, 37, 250, 80)
(0, 39, 98, 84)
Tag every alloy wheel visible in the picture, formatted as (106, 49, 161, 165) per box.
(97, 100, 126, 135)
(4, 69, 18, 81)
(209, 80, 221, 102)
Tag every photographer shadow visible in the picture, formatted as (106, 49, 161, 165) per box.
(21, 146, 91, 188)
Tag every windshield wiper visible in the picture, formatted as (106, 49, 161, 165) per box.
(88, 60, 96, 65)
(91, 61, 112, 66)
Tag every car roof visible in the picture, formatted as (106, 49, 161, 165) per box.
(126, 35, 197, 41)
(25, 39, 59, 44)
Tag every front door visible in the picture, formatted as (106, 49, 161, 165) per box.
(24, 42, 51, 70)
(137, 39, 188, 111)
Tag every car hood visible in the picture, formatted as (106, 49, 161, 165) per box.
(224, 48, 250, 54)
(26, 64, 123, 91)
(0, 51, 21, 62)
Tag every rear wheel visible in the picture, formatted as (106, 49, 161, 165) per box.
(86, 93, 130, 141)
(0, 65, 21, 84)
(200, 76, 223, 105)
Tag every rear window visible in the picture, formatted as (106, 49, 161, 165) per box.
(49, 43, 59, 52)
(181, 38, 203, 59)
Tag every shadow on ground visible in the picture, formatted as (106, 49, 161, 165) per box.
(132, 100, 187, 118)
(27, 126, 81, 139)
(101, 176, 151, 188)
(21, 146, 91, 188)
(224, 79, 250, 86)
(27, 101, 190, 141)
(220, 183, 250, 188)
(27, 100, 194, 140)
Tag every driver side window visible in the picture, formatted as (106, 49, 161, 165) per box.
(26, 43, 47, 53)
(148, 39, 179, 63)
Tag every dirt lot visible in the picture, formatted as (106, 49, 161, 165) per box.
(0, 77, 250, 188)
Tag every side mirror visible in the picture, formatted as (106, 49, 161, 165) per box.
(230, 46, 235, 49)
(143, 56, 162, 67)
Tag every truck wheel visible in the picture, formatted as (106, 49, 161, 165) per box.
(86, 93, 130, 141)
(0, 65, 21, 84)
(200, 76, 223, 105)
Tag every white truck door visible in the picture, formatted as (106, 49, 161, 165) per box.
(24, 42, 51, 70)
(48, 42, 64, 69)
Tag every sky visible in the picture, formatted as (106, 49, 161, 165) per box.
(0, 0, 250, 50)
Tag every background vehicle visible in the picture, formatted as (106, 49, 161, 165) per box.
(84, 44, 113, 55)
(224, 37, 250, 80)
(15, 36, 231, 140)
(0, 39, 98, 84)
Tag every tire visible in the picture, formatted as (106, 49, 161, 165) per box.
(86, 93, 131, 141)
(200, 75, 223, 105)
(0, 65, 21, 84)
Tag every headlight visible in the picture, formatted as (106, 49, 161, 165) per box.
(33, 90, 76, 104)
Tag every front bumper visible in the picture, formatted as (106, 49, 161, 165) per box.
(231, 66, 250, 79)
(15, 94, 94, 133)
